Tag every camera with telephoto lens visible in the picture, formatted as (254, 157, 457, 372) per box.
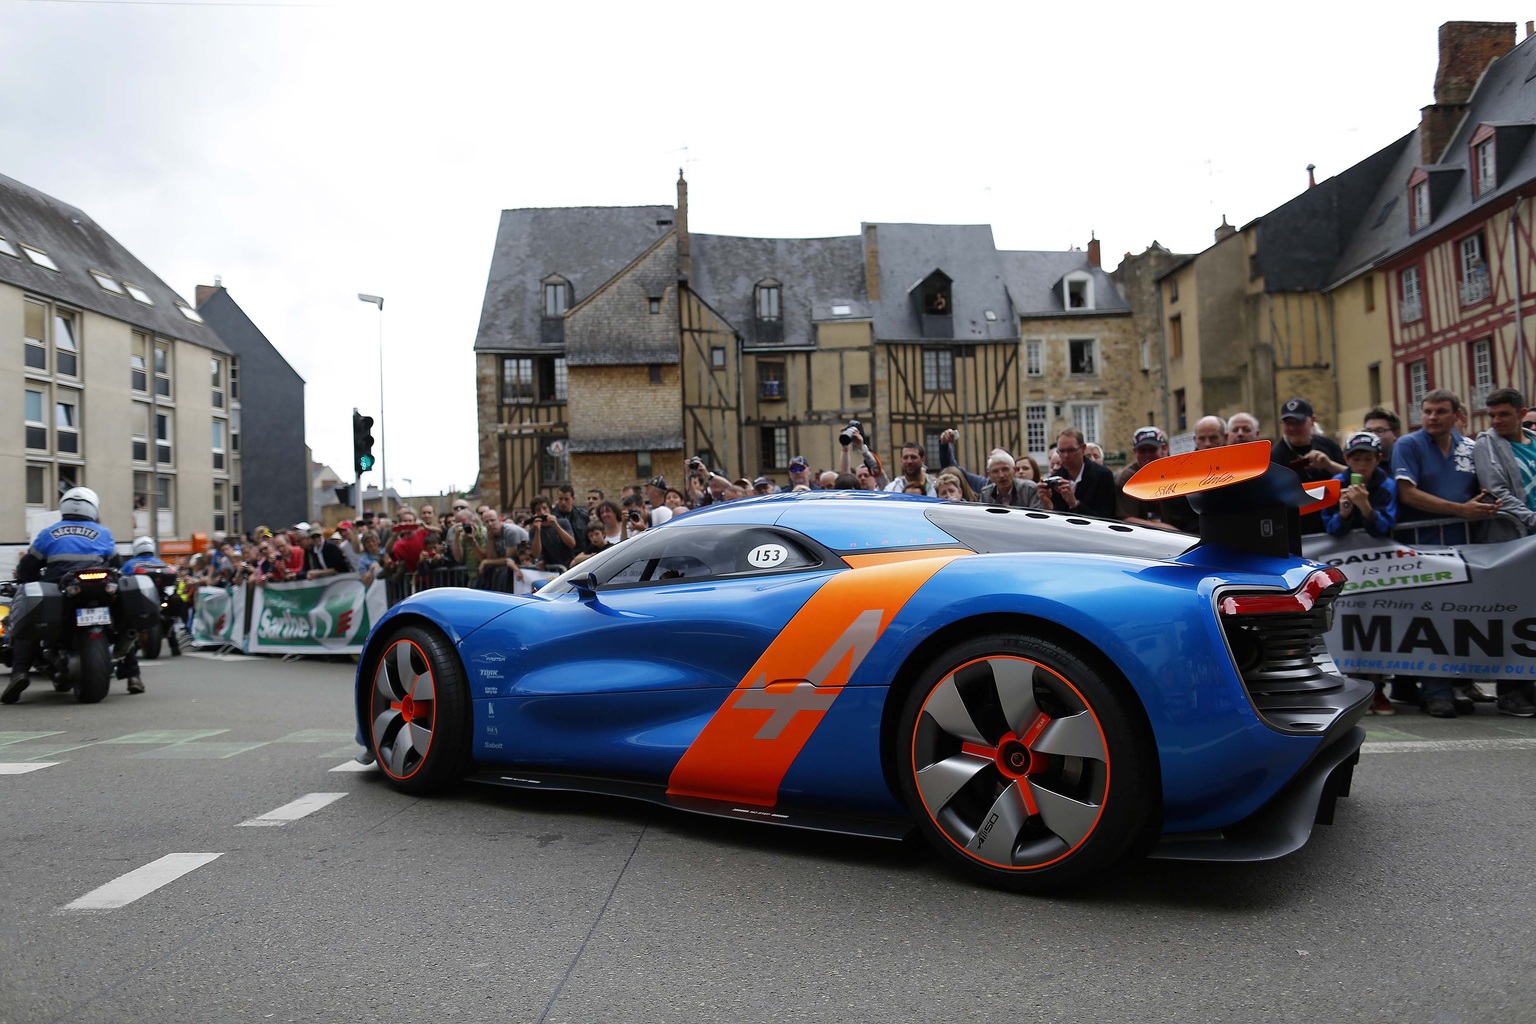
(839, 420, 863, 447)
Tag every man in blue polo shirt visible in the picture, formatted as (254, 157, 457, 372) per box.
(1392, 388, 1498, 547)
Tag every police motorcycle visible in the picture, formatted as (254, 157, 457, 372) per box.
(3, 489, 158, 704)
(120, 537, 185, 659)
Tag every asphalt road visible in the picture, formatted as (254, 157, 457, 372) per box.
(1, 652, 1533, 1024)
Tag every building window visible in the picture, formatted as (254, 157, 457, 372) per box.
(636, 450, 652, 479)
(229, 357, 240, 401)
(1026, 404, 1048, 455)
(649, 297, 661, 314)
(756, 282, 782, 321)
(1411, 180, 1430, 230)
(1168, 278, 1179, 303)
(1460, 233, 1490, 305)
(1068, 338, 1097, 376)
(0, 234, 20, 259)
(1471, 339, 1493, 411)
(538, 356, 568, 402)
(55, 393, 80, 455)
(542, 279, 569, 317)
(1067, 403, 1101, 445)
(211, 357, 225, 409)
(1063, 274, 1093, 310)
(131, 332, 149, 392)
(501, 357, 534, 403)
(1401, 266, 1423, 322)
(26, 464, 48, 506)
(124, 283, 153, 305)
(154, 342, 172, 398)
(213, 481, 227, 534)
(711, 345, 726, 369)
(849, 383, 870, 401)
(21, 244, 59, 271)
(54, 312, 78, 378)
(922, 349, 954, 392)
(156, 411, 174, 465)
(1408, 360, 1429, 424)
(212, 419, 226, 471)
(760, 426, 789, 470)
(649, 364, 664, 385)
(25, 389, 48, 450)
(1139, 338, 1151, 372)
(1474, 137, 1496, 196)
(758, 360, 785, 400)
(24, 300, 47, 371)
(1364, 275, 1375, 313)
(1173, 389, 1187, 432)
(1368, 362, 1382, 407)
(57, 464, 82, 493)
(132, 404, 150, 463)
(1169, 316, 1183, 359)
(1025, 339, 1043, 377)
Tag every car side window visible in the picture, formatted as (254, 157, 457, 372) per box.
(597, 526, 822, 589)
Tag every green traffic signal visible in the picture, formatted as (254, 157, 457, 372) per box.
(358, 454, 375, 472)
(352, 411, 377, 476)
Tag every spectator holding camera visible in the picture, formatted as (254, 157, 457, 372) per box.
(936, 428, 988, 493)
(528, 495, 577, 570)
(837, 422, 888, 488)
(978, 449, 1042, 508)
(474, 507, 525, 590)
(620, 495, 650, 538)
(1042, 428, 1116, 517)
(384, 508, 429, 574)
(449, 505, 489, 572)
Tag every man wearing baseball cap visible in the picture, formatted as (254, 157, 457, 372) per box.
(787, 455, 818, 490)
(1270, 397, 1345, 534)
(1115, 427, 1197, 532)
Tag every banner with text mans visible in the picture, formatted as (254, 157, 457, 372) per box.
(1302, 532, 1536, 680)
(246, 574, 389, 655)
(191, 584, 246, 649)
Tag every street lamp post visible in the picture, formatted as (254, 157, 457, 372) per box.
(358, 293, 385, 504)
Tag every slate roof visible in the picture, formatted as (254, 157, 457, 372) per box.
(865, 223, 1019, 342)
(0, 172, 225, 351)
(1333, 36, 1536, 286)
(688, 233, 869, 349)
(998, 249, 1131, 318)
(1253, 132, 1415, 291)
(474, 205, 676, 352)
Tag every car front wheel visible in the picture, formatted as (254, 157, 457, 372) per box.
(896, 634, 1156, 892)
(369, 625, 470, 793)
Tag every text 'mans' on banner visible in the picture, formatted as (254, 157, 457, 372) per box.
(1303, 533, 1536, 679)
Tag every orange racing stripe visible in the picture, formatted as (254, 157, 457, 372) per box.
(666, 553, 964, 806)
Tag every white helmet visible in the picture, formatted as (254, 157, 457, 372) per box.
(59, 486, 100, 521)
(132, 536, 156, 557)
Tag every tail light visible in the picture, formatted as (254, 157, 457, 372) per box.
(1219, 567, 1351, 732)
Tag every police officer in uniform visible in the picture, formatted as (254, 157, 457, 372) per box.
(119, 536, 170, 577)
(3, 487, 144, 703)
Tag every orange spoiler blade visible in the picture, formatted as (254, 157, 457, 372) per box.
(1122, 440, 1273, 501)
(1298, 479, 1341, 516)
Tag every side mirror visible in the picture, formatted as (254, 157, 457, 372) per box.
(575, 572, 599, 601)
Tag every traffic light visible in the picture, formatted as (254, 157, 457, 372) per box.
(352, 411, 376, 475)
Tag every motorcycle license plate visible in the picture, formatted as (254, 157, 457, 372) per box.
(75, 607, 112, 627)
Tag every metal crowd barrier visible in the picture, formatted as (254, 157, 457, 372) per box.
(380, 563, 565, 607)
(1389, 516, 1486, 546)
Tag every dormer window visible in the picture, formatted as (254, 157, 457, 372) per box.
(1409, 169, 1431, 232)
(1472, 125, 1497, 197)
(755, 280, 781, 320)
(1063, 272, 1094, 310)
(542, 276, 571, 317)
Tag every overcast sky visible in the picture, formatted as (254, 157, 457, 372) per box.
(3, 0, 1525, 497)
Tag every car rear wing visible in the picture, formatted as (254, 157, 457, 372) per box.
(1122, 441, 1339, 558)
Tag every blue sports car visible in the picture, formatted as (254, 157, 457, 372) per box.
(354, 445, 1368, 891)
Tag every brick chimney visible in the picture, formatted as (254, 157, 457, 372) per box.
(864, 224, 881, 301)
(1086, 233, 1101, 269)
(675, 170, 691, 282)
(195, 283, 221, 307)
(1419, 21, 1516, 163)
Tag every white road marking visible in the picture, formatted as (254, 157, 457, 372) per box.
(236, 791, 348, 827)
(1362, 737, 1536, 754)
(62, 853, 223, 911)
(0, 762, 59, 774)
(328, 759, 376, 773)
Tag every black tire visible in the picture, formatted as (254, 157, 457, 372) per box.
(74, 636, 112, 704)
(367, 624, 470, 794)
(141, 626, 163, 661)
(895, 634, 1156, 892)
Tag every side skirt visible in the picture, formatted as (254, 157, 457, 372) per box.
(466, 768, 913, 841)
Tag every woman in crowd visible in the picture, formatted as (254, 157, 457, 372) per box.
(596, 500, 624, 546)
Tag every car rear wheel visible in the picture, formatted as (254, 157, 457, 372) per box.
(896, 634, 1155, 892)
(369, 625, 470, 793)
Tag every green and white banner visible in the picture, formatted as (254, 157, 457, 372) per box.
(190, 584, 245, 648)
(1304, 532, 1536, 680)
(247, 574, 388, 655)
